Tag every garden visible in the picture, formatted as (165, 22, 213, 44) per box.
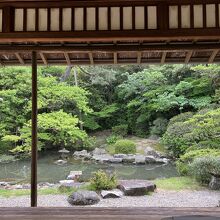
(0, 64, 220, 207)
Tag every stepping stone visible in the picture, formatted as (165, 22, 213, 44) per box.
(118, 180, 156, 196)
(101, 189, 124, 199)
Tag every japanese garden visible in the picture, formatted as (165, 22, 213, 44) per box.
(0, 64, 220, 207)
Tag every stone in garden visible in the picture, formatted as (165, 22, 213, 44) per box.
(122, 155, 135, 163)
(114, 154, 126, 159)
(92, 154, 112, 163)
(135, 155, 146, 164)
(145, 156, 156, 163)
(68, 190, 100, 205)
(118, 180, 156, 196)
(109, 158, 123, 163)
(0, 182, 8, 186)
(155, 158, 168, 164)
(92, 148, 107, 155)
(209, 176, 220, 190)
(59, 180, 75, 187)
(144, 147, 160, 158)
(67, 171, 82, 180)
(54, 159, 67, 165)
(73, 150, 91, 159)
(101, 189, 124, 199)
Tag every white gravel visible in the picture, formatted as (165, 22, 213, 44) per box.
(0, 189, 220, 207)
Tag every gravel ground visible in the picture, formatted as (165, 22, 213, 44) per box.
(0, 189, 220, 207)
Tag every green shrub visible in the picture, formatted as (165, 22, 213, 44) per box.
(162, 108, 220, 157)
(176, 149, 220, 175)
(106, 135, 121, 145)
(90, 170, 117, 190)
(150, 117, 168, 136)
(114, 139, 136, 154)
(112, 124, 128, 137)
(83, 136, 97, 150)
(189, 157, 220, 184)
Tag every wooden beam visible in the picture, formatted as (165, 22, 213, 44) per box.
(208, 49, 219, 63)
(15, 52, 25, 64)
(137, 51, 142, 64)
(88, 52, 94, 65)
(0, 42, 220, 52)
(0, 207, 220, 219)
(113, 52, 117, 64)
(64, 52, 71, 65)
(185, 50, 193, 64)
(31, 51, 38, 207)
(161, 51, 167, 64)
(39, 52, 48, 65)
(0, 29, 220, 43)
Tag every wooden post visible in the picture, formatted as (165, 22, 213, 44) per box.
(31, 51, 38, 207)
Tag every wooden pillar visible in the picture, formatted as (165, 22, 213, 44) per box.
(31, 51, 38, 207)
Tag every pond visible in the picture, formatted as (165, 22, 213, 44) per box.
(0, 153, 178, 183)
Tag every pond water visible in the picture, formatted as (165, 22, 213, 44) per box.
(0, 153, 178, 183)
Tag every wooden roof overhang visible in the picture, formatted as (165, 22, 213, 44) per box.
(0, 0, 219, 65)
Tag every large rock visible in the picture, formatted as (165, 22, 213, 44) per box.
(135, 155, 146, 164)
(144, 147, 161, 158)
(73, 150, 91, 159)
(109, 158, 123, 163)
(122, 155, 135, 163)
(145, 156, 156, 163)
(92, 154, 112, 163)
(101, 189, 124, 199)
(209, 176, 220, 190)
(92, 148, 107, 155)
(68, 190, 100, 205)
(114, 154, 127, 159)
(118, 180, 156, 196)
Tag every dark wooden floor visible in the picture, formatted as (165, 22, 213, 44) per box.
(0, 207, 220, 220)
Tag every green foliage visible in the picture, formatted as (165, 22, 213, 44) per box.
(12, 110, 87, 154)
(1, 64, 220, 160)
(150, 118, 168, 136)
(82, 136, 97, 151)
(112, 124, 128, 137)
(106, 135, 121, 145)
(189, 157, 220, 184)
(176, 149, 220, 175)
(162, 108, 220, 157)
(114, 139, 136, 154)
(90, 170, 117, 190)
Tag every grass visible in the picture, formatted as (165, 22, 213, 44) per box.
(155, 176, 203, 191)
(0, 184, 92, 198)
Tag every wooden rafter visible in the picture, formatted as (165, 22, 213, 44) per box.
(88, 52, 94, 65)
(185, 50, 193, 64)
(15, 52, 25, 64)
(161, 52, 167, 64)
(64, 52, 71, 65)
(39, 52, 48, 65)
(137, 51, 142, 64)
(113, 52, 117, 64)
(208, 49, 219, 63)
